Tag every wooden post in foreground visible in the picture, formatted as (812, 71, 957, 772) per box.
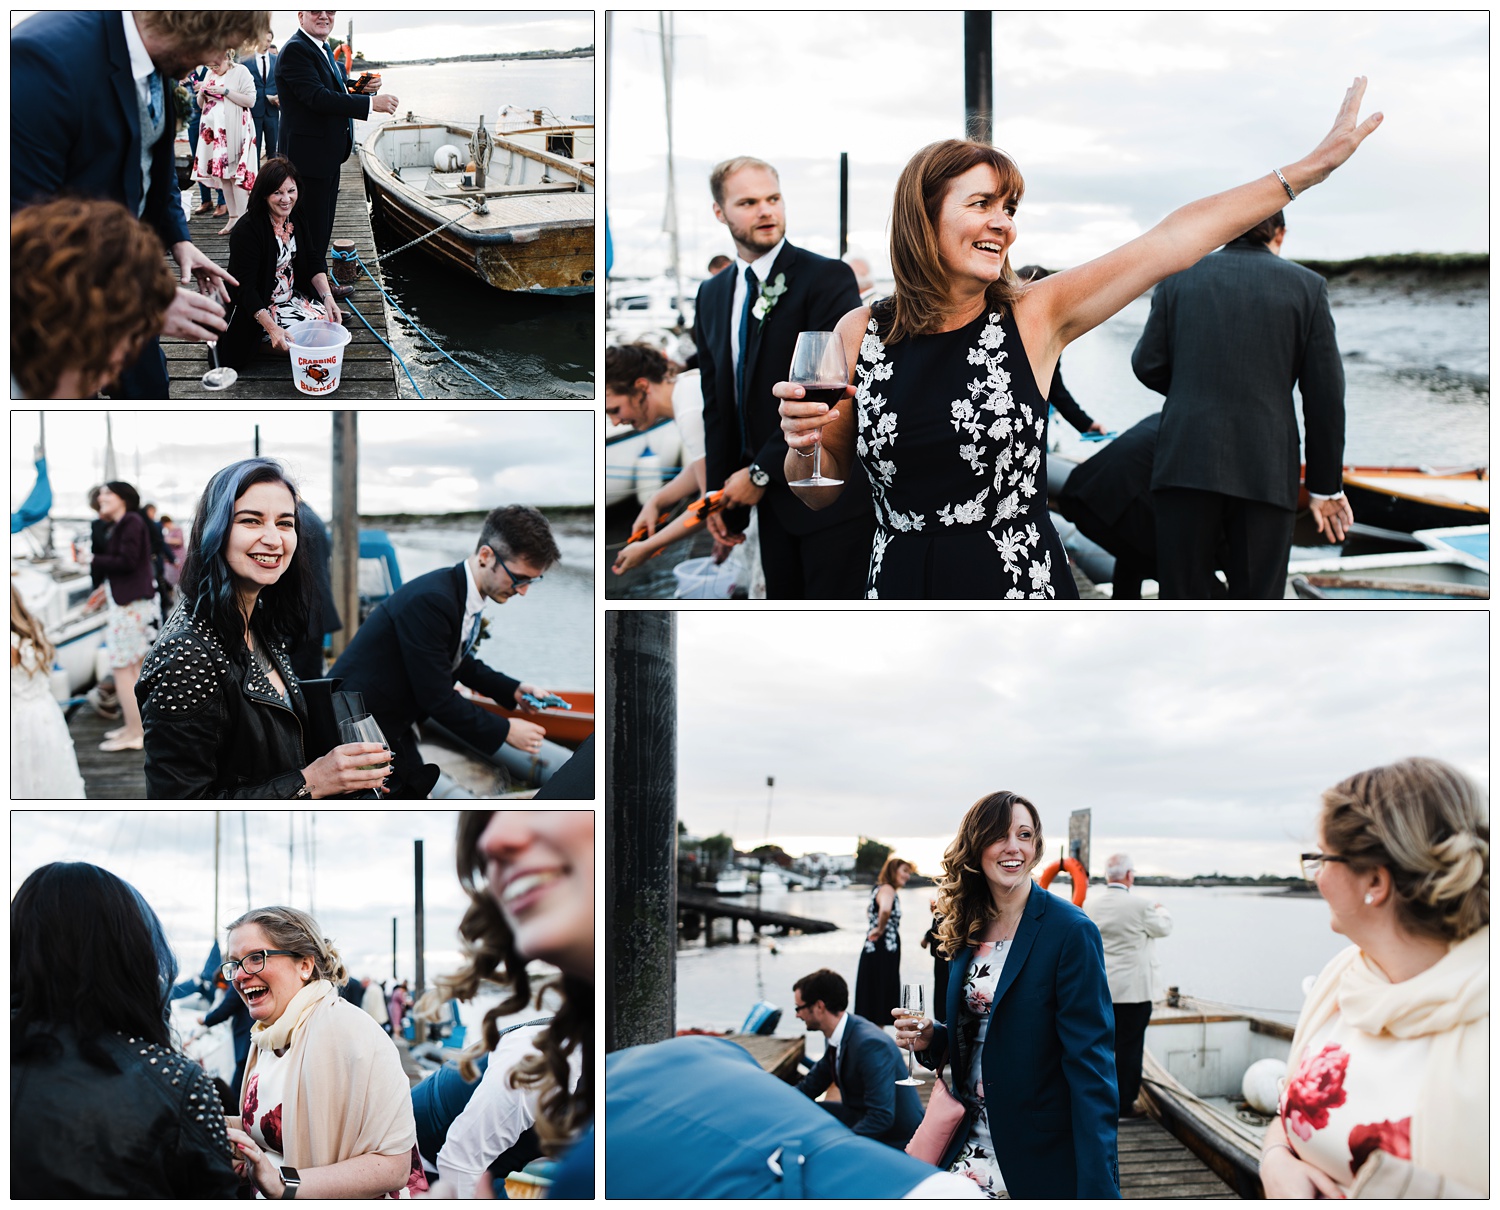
(329, 412, 359, 659)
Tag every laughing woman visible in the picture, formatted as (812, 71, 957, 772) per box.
(221, 906, 427, 1198)
(137, 457, 387, 797)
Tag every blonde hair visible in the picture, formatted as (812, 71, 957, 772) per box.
(225, 906, 349, 985)
(136, 11, 272, 57)
(1321, 757, 1489, 942)
(11, 585, 56, 677)
(934, 791, 1044, 959)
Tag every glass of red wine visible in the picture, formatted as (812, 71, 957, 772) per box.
(787, 330, 847, 488)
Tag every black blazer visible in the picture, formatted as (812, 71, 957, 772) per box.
(693, 243, 871, 535)
(1134, 240, 1345, 509)
(328, 564, 522, 787)
(221, 205, 327, 369)
(275, 28, 370, 176)
(1060, 412, 1162, 528)
(794, 1012, 923, 1147)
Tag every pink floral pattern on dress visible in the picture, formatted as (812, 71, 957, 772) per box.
(1348, 1118, 1411, 1175)
(1282, 1043, 1350, 1141)
(260, 1103, 284, 1154)
(242, 1072, 259, 1129)
(193, 67, 257, 193)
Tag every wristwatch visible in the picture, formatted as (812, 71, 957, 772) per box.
(279, 1166, 301, 1198)
(748, 463, 771, 488)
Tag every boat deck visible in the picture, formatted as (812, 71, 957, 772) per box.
(164, 156, 401, 399)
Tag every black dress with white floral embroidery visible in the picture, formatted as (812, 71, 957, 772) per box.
(853, 308, 1079, 599)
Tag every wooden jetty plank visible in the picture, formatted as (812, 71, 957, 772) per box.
(729, 1033, 804, 1083)
(165, 155, 399, 399)
(67, 702, 146, 798)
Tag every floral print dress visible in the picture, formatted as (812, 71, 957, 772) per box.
(193, 62, 257, 192)
(265, 225, 331, 338)
(1279, 1013, 1427, 1193)
(950, 940, 1012, 1196)
(853, 886, 902, 1027)
(852, 308, 1079, 599)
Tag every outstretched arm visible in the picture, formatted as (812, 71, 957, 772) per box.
(1020, 78, 1383, 369)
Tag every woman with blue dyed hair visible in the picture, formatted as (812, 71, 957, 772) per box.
(11, 861, 241, 1197)
(137, 457, 388, 798)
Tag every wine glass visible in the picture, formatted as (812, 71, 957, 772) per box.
(895, 982, 926, 1085)
(786, 331, 847, 488)
(338, 714, 391, 772)
(201, 339, 238, 391)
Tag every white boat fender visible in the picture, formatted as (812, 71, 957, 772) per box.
(433, 144, 464, 172)
(1241, 1058, 1287, 1115)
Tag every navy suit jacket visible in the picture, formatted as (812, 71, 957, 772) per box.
(693, 243, 871, 536)
(921, 881, 1121, 1198)
(244, 51, 275, 120)
(328, 564, 521, 786)
(275, 28, 370, 175)
(11, 10, 189, 250)
(795, 1012, 923, 1147)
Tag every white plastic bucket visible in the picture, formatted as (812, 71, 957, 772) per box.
(286, 320, 352, 396)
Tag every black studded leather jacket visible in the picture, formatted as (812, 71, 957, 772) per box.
(11, 1024, 241, 1198)
(138, 607, 312, 798)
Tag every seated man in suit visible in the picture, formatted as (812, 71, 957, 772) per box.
(329, 505, 558, 797)
(792, 968, 923, 1150)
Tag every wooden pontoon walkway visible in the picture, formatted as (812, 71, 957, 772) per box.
(68, 700, 146, 798)
(165, 156, 399, 398)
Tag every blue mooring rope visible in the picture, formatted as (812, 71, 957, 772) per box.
(331, 248, 508, 400)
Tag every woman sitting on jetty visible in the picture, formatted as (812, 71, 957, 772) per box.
(432, 811, 594, 1196)
(221, 906, 427, 1197)
(194, 47, 259, 234)
(136, 457, 387, 797)
(1261, 758, 1488, 1197)
(11, 862, 240, 1198)
(777, 80, 1381, 598)
(220, 157, 342, 370)
(896, 791, 1119, 1197)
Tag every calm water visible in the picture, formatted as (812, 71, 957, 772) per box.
(676, 884, 1349, 1059)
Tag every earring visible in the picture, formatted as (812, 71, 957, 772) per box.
(1364, 893, 1375, 905)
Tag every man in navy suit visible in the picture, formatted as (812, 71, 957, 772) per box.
(277, 10, 399, 299)
(693, 157, 874, 598)
(244, 40, 279, 167)
(329, 505, 557, 798)
(11, 11, 260, 396)
(792, 968, 922, 1149)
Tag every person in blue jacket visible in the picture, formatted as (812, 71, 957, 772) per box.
(897, 790, 1121, 1198)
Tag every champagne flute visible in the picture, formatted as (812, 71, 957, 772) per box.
(786, 330, 847, 488)
(895, 982, 926, 1085)
(201, 339, 237, 391)
(338, 714, 391, 772)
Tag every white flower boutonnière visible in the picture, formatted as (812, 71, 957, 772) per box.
(751, 272, 788, 321)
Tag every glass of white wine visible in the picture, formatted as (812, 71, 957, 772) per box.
(338, 714, 391, 772)
(895, 982, 926, 1085)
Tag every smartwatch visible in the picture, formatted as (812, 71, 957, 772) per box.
(279, 1166, 301, 1198)
(748, 463, 771, 488)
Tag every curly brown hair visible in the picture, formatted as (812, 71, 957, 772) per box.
(11, 199, 177, 399)
(933, 791, 1044, 959)
(429, 812, 592, 1154)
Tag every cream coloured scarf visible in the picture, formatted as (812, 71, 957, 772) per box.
(250, 977, 335, 1052)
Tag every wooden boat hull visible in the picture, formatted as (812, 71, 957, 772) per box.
(1300, 465, 1489, 532)
(457, 686, 594, 748)
(360, 118, 594, 295)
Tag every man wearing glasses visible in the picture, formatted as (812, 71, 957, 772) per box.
(330, 505, 560, 797)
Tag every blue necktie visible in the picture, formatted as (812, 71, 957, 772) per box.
(735, 266, 758, 451)
(323, 40, 342, 82)
(147, 71, 163, 126)
(463, 612, 482, 658)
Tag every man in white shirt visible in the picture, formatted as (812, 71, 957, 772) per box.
(1083, 853, 1173, 1116)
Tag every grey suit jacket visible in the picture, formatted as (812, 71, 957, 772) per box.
(1134, 240, 1345, 508)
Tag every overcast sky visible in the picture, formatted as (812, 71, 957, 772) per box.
(9, 810, 593, 990)
(10, 410, 593, 519)
(606, 10, 1487, 279)
(673, 612, 1487, 878)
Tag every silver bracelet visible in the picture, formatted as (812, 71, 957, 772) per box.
(791, 445, 815, 459)
(1273, 167, 1297, 202)
(1261, 1142, 1295, 1166)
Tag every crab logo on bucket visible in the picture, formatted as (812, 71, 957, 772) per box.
(299, 355, 339, 393)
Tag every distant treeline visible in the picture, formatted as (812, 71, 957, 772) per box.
(1292, 251, 1488, 279)
(357, 46, 593, 68)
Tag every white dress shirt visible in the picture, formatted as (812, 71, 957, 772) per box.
(729, 238, 786, 385)
(459, 559, 485, 662)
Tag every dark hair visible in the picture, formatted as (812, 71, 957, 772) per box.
(177, 458, 313, 656)
(476, 505, 561, 571)
(883, 139, 1027, 344)
(707, 254, 733, 275)
(605, 342, 673, 394)
(246, 156, 301, 225)
(12, 863, 178, 1070)
(105, 480, 142, 514)
(934, 791, 1045, 959)
(431, 813, 592, 1153)
(1237, 211, 1286, 246)
(793, 968, 849, 1014)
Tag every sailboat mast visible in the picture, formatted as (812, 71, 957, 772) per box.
(659, 12, 685, 328)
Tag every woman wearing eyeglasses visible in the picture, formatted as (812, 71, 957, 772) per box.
(137, 457, 388, 798)
(11, 862, 240, 1198)
(1261, 758, 1488, 1198)
(221, 906, 427, 1198)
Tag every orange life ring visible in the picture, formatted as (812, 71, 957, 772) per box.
(1038, 856, 1088, 906)
(333, 43, 353, 73)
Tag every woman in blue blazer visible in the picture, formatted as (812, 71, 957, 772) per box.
(897, 791, 1121, 1198)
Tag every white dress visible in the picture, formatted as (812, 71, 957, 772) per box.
(11, 634, 86, 797)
